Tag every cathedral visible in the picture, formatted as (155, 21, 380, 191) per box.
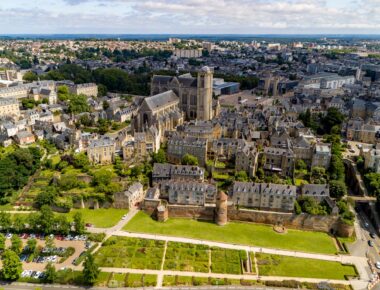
(150, 66, 214, 121)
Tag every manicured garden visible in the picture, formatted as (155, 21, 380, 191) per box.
(210, 247, 245, 274)
(256, 253, 358, 280)
(123, 212, 337, 254)
(164, 242, 209, 273)
(94, 236, 165, 270)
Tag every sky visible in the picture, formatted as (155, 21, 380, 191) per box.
(0, 0, 380, 34)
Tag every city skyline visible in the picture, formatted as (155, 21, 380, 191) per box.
(1, 0, 380, 35)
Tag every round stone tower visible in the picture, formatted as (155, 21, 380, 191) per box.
(215, 190, 228, 226)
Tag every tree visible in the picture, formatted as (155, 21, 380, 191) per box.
(256, 168, 264, 180)
(102, 100, 110, 110)
(0, 211, 12, 231)
(97, 84, 108, 97)
(329, 155, 345, 181)
(92, 169, 113, 187)
(27, 212, 40, 233)
(329, 180, 347, 199)
(38, 205, 55, 234)
(235, 171, 249, 182)
(27, 238, 37, 254)
(322, 108, 344, 134)
(294, 200, 302, 215)
(1, 250, 22, 280)
(23, 71, 38, 82)
(10, 235, 22, 255)
(12, 215, 24, 233)
(45, 236, 55, 250)
(55, 215, 70, 235)
(57, 85, 70, 101)
(68, 94, 90, 114)
(35, 188, 57, 208)
(44, 262, 57, 283)
(73, 212, 85, 234)
(44, 262, 56, 283)
(83, 253, 100, 285)
(73, 153, 90, 170)
(0, 233, 5, 252)
(296, 159, 307, 171)
(151, 149, 167, 164)
(181, 154, 199, 166)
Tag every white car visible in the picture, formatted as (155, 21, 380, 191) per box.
(5, 233, 12, 239)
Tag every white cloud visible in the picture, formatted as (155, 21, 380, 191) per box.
(0, 0, 379, 34)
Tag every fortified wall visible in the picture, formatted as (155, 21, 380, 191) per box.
(144, 201, 354, 237)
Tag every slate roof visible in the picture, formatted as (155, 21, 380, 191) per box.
(144, 90, 179, 111)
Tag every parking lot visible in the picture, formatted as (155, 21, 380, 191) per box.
(4, 234, 89, 272)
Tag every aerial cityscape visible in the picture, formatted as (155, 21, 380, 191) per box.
(1, 1, 380, 290)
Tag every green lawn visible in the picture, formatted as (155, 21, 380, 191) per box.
(94, 236, 165, 270)
(124, 212, 337, 254)
(256, 254, 358, 280)
(64, 208, 128, 228)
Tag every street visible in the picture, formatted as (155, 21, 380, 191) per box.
(0, 282, 286, 290)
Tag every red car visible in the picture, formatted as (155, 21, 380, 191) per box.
(85, 223, 93, 227)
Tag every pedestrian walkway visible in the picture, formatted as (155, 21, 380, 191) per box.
(100, 266, 353, 288)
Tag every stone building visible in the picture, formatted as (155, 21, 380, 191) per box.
(235, 143, 259, 177)
(231, 182, 297, 212)
(134, 90, 183, 135)
(167, 135, 208, 166)
(166, 181, 217, 206)
(87, 137, 116, 164)
(114, 182, 144, 209)
(301, 184, 329, 202)
(123, 128, 160, 161)
(0, 98, 20, 118)
(311, 143, 331, 168)
(14, 130, 35, 145)
(263, 147, 295, 177)
(176, 121, 222, 141)
(152, 163, 204, 185)
(151, 67, 214, 121)
(69, 83, 98, 97)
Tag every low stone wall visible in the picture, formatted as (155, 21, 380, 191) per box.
(167, 204, 215, 220)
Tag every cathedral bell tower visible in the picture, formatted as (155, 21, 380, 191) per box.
(197, 66, 213, 121)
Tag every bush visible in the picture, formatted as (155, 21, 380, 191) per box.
(88, 233, 106, 243)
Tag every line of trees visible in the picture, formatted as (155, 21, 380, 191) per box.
(0, 147, 42, 203)
(0, 206, 85, 235)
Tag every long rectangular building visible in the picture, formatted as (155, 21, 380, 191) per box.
(231, 182, 297, 212)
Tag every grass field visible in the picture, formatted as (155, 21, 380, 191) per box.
(64, 208, 128, 228)
(123, 212, 337, 254)
(256, 254, 358, 280)
(94, 236, 165, 270)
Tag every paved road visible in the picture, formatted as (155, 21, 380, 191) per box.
(0, 282, 285, 290)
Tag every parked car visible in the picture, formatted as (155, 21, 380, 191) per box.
(5, 233, 12, 239)
(370, 232, 376, 239)
(369, 240, 374, 247)
(376, 262, 380, 270)
(85, 223, 93, 227)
